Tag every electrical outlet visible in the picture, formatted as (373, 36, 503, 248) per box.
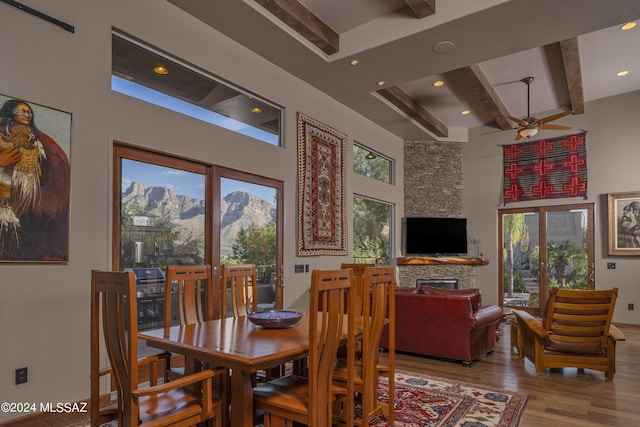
(629, 303, 634, 311)
(607, 262, 616, 269)
(15, 367, 27, 385)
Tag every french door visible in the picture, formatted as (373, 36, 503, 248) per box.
(499, 203, 594, 315)
(113, 143, 283, 327)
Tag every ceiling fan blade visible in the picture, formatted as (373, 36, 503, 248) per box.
(538, 110, 572, 124)
(539, 123, 572, 130)
(514, 132, 523, 141)
(507, 116, 528, 126)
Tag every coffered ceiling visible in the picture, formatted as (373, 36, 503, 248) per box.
(167, 0, 640, 142)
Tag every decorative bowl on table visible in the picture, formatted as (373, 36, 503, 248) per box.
(247, 310, 303, 328)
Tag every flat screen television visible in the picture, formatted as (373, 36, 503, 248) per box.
(405, 217, 468, 255)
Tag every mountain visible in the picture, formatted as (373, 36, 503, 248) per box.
(122, 182, 275, 253)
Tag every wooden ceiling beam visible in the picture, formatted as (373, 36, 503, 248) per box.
(457, 64, 512, 130)
(377, 86, 448, 137)
(255, 0, 339, 55)
(559, 37, 585, 115)
(405, 0, 436, 18)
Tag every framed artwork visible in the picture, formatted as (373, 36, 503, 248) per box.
(0, 94, 71, 263)
(297, 113, 347, 256)
(608, 191, 640, 256)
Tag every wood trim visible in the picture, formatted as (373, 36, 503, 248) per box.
(560, 37, 585, 115)
(396, 256, 489, 266)
(377, 86, 448, 137)
(255, 0, 339, 55)
(405, 0, 436, 19)
(457, 64, 512, 130)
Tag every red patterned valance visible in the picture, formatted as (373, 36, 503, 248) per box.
(502, 132, 588, 204)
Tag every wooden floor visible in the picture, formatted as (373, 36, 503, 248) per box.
(389, 322, 640, 427)
(4, 322, 639, 427)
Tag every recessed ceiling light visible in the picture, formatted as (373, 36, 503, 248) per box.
(617, 70, 630, 77)
(154, 66, 168, 75)
(350, 59, 360, 66)
(251, 107, 263, 113)
(621, 22, 637, 31)
(461, 110, 471, 115)
(377, 81, 385, 86)
(433, 80, 444, 87)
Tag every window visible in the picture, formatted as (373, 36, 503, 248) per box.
(113, 144, 284, 332)
(353, 195, 393, 265)
(499, 203, 594, 315)
(111, 33, 283, 145)
(353, 143, 393, 184)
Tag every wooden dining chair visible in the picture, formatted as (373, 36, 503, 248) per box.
(253, 269, 355, 427)
(92, 353, 170, 426)
(333, 266, 395, 426)
(90, 269, 224, 427)
(515, 287, 624, 379)
(164, 264, 215, 377)
(163, 264, 230, 423)
(221, 263, 258, 317)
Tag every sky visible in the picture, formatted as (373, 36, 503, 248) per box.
(111, 76, 279, 145)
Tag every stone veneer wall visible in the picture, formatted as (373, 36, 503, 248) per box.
(400, 141, 478, 289)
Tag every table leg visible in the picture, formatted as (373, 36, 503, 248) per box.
(230, 369, 254, 427)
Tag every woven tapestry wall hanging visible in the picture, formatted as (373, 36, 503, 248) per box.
(503, 132, 588, 204)
(297, 113, 347, 256)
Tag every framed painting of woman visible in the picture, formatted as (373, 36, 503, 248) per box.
(0, 94, 71, 263)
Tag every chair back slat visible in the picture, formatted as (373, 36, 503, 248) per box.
(545, 287, 618, 350)
(341, 263, 375, 316)
(221, 264, 258, 317)
(91, 270, 139, 426)
(308, 269, 352, 426)
(164, 265, 214, 327)
(361, 266, 395, 418)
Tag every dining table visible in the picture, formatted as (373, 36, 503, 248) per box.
(139, 311, 357, 427)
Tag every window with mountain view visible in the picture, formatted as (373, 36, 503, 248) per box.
(113, 144, 283, 335)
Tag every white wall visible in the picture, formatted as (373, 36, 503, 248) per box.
(464, 90, 640, 326)
(0, 0, 404, 420)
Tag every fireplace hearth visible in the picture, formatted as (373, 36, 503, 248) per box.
(416, 279, 458, 289)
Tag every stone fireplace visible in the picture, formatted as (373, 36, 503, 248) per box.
(400, 141, 482, 289)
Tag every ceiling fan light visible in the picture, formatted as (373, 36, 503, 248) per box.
(519, 127, 539, 138)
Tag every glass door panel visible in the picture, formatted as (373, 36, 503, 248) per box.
(500, 203, 594, 315)
(546, 209, 590, 291)
(502, 212, 538, 308)
(220, 177, 279, 311)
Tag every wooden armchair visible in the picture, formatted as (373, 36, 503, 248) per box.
(91, 270, 223, 427)
(253, 269, 354, 426)
(514, 287, 625, 380)
(221, 264, 258, 317)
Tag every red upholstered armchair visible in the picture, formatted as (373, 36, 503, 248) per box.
(380, 286, 503, 366)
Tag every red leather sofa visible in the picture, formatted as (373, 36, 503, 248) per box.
(380, 286, 503, 366)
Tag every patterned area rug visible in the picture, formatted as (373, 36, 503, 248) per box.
(69, 370, 527, 427)
(371, 370, 528, 426)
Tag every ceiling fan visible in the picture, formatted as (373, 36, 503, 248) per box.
(508, 76, 572, 141)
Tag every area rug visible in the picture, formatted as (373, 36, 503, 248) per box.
(70, 370, 527, 427)
(370, 370, 528, 426)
